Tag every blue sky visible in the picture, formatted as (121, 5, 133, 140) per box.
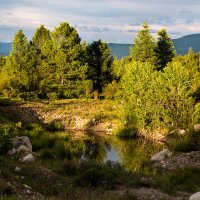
(0, 0, 200, 43)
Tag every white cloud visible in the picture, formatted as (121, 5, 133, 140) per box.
(1, 0, 200, 43)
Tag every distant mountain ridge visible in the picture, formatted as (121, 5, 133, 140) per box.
(108, 33, 200, 59)
(0, 42, 11, 56)
(1, 34, 200, 58)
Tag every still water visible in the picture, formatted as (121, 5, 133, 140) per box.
(48, 131, 165, 172)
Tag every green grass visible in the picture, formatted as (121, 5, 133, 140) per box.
(155, 167, 200, 193)
(0, 97, 21, 106)
(169, 130, 200, 152)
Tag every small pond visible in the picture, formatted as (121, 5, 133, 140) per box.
(30, 130, 165, 172)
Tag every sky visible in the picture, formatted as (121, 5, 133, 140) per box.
(0, 0, 200, 43)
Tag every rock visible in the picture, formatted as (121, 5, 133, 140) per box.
(178, 129, 186, 135)
(189, 192, 200, 200)
(194, 124, 200, 132)
(17, 145, 32, 153)
(12, 137, 23, 148)
(12, 136, 32, 151)
(22, 136, 32, 151)
(7, 148, 17, 156)
(151, 149, 172, 163)
(22, 154, 35, 162)
(23, 184, 31, 190)
(73, 116, 89, 130)
(15, 166, 21, 173)
(7, 182, 12, 187)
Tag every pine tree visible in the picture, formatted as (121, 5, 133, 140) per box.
(154, 29, 175, 71)
(130, 22, 155, 64)
(1, 30, 39, 97)
(52, 22, 88, 98)
(32, 25, 51, 51)
(32, 25, 57, 98)
(87, 39, 114, 94)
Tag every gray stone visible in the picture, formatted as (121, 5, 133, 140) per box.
(7, 148, 16, 156)
(12, 136, 32, 151)
(151, 149, 172, 163)
(12, 137, 23, 148)
(22, 136, 32, 151)
(189, 192, 200, 200)
(194, 124, 200, 132)
(178, 129, 186, 135)
(23, 184, 31, 189)
(17, 145, 32, 153)
(22, 154, 35, 162)
(15, 167, 21, 173)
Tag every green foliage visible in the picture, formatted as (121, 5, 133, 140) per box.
(87, 39, 114, 94)
(121, 60, 197, 135)
(193, 103, 200, 124)
(154, 29, 175, 71)
(49, 120, 64, 131)
(76, 161, 123, 188)
(51, 22, 89, 98)
(102, 81, 122, 100)
(0, 30, 40, 98)
(170, 130, 200, 152)
(130, 22, 156, 64)
(155, 167, 200, 193)
(0, 124, 17, 155)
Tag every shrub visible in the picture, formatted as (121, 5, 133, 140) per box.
(49, 120, 64, 131)
(0, 124, 16, 155)
(75, 161, 123, 188)
(155, 167, 200, 193)
(116, 127, 138, 138)
(40, 148, 54, 159)
(170, 130, 200, 152)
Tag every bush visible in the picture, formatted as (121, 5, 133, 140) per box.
(40, 148, 54, 159)
(47, 92, 58, 100)
(0, 124, 17, 155)
(75, 161, 123, 188)
(155, 167, 200, 193)
(170, 130, 200, 152)
(116, 127, 138, 138)
(53, 141, 71, 159)
(49, 120, 64, 131)
(102, 81, 122, 100)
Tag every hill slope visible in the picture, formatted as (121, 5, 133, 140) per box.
(108, 34, 200, 59)
(0, 42, 11, 56)
(1, 34, 200, 58)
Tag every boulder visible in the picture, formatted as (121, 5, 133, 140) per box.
(151, 149, 172, 163)
(189, 192, 200, 200)
(12, 137, 23, 148)
(194, 124, 200, 132)
(22, 154, 35, 162)
(15, 167, 21, 173)
(178, 129, 186, 135)
(12, 136, 32, 151)
(17, 145, 32, 153)
(7, 148, 17, 156)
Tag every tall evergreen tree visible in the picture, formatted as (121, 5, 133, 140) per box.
(32, 25, 57, 98)
(87, 39, 114, 94)
(130, 22, 155, 64)
(32, 25, 51, 51)
(52, 22, 88, 98)
(0, 30, 39, 97)
(154, 29, 175, 71)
